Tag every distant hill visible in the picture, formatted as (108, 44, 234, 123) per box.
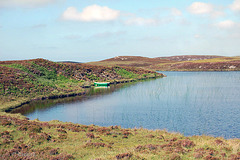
(58, 61, 82, 64)
(87, 55, 240, 71)
(156, 55, 224, 61)
(88, 56, 175, 68)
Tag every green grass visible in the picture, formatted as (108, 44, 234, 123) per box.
(114, 67, 138, 79)
(86, 73, 100, 81)
(2, 63, 83, 94)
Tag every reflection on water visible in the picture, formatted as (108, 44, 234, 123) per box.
(14, 72, 240, 138)
(12, 82, 134, 115)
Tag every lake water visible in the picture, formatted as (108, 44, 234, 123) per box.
(15, 72, 240, 138)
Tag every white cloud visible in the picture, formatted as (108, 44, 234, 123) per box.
(123, 8, 182, 26)
(188, 2, 225, 18)
(62, 5, 120, 22)
(188, 2, 213, 14)
(171, 8, 182, 16)
(210, 10, 225, 18)
(215, 20, 236, 29)
(0, 0, 60, 8)
(194, 34, 201, 38)
(230, 0, 240, 12)
(124, 17, 159, 26)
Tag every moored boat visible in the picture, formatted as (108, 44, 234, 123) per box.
(94, 82, 110, 86)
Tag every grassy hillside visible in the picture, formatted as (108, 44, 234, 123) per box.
(88, 56, 240, 71)
(0, 58, 162, 112)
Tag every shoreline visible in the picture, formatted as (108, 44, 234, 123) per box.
(2, 75, 163, 113)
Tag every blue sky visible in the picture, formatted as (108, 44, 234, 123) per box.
(0, 0, 240, 62)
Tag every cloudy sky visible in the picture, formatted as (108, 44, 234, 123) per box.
(0, 0, 240, 62)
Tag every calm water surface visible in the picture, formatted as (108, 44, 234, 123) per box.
(16, 72, 240, 138)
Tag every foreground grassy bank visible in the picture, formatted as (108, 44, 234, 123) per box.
(1, 59, 240, 159)
(1, 114, 240, 160)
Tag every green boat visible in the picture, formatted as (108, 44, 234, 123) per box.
(94, 82, 110, 86)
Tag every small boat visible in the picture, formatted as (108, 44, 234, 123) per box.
(94, 82, 110, 87)
(94, 86, 110, 89)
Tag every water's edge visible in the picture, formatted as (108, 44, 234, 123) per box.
(8, 76, 162, 113)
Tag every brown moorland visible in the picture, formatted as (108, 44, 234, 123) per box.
(88, 55, 240, 71)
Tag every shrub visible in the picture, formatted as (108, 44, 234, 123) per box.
(49, 149, 58, 155)
(28, 125, 42, 133)
(178, 139, 195, 148)
(57, 129, 67, 134)
(146, 134, 155, 138)
(1, 120, 12, 126)
(86, 133, 95, 139)
(85, 142, 107, 148)
(122, 131, 131, 136)
(122, 135, 128, 139)
(58, 134, 67, 139)
(88, 127, 95, 132)
(116, 153, 132, 159)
